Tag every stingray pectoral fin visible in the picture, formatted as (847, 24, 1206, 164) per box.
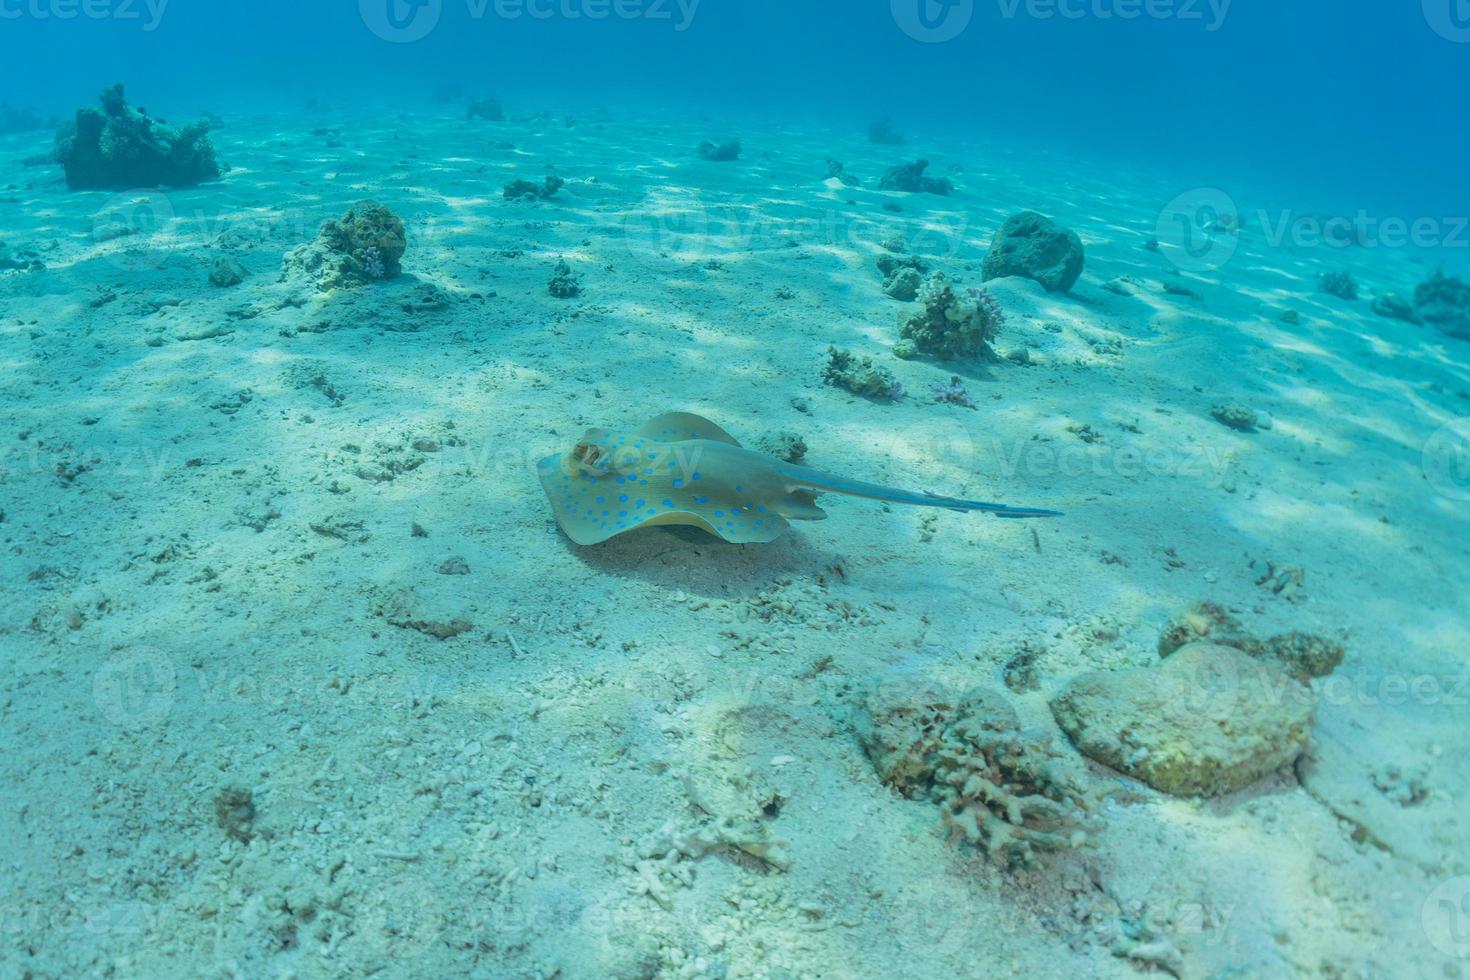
(633, 412, 743, 447)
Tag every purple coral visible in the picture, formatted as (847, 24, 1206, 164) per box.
(930, 375, 976, 408)
(358, 246, 386, 281)
(967, 286, 1007, 336)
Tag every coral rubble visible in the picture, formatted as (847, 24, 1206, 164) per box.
(858, 680, 1089, 867)
(56, 84, 222, 190)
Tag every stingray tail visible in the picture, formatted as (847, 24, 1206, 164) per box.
(776, 465, 1063, 519)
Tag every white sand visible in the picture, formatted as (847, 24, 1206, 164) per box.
(1, 103, 1467, 979)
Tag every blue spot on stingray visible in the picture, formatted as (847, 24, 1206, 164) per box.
(596, 497, 605, 504)
(673, 479, 684, 489)
(692, 473, 702, 481)
(735, 485, 744, 494)
(602, 510, 610, 517)
(635, 499, 645, 508)
(643, 469, 653, 476)
(714, 511, 724, 518)
(616, 476, 626, 484)
(757, 505, 766, 513)
(662, 499, 674, 507)
(647, 509, 657, 517)
(619, 510, 628, 517)
(619, 495, 629, 503)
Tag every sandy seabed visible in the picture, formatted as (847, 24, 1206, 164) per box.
(1, 102, 1468, 979)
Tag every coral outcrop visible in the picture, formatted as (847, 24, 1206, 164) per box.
(1414, 270, 1470, 339)
(467, 97, 504, 121)
(1050, 643, 1315, 797)
(1317, 270, 1359, 301)
(1371, 292, 1420, 324)
(1157, 601, 1344, 682)
(876, 253, 927, 301)
(823, 348, 903, 401)
(696, 139, 741, 162)
(982, 211, 1084, 293)
(55, 84, 222, 190)
(858, 679, 1089, 867)
(503, 176, 564, 200)
(878, 159, 952, 195)
(280, 201, 406, 291)
(895, 273, 1003, 361)
(548, 259, 582, 298)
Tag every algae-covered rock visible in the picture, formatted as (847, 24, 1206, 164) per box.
(1371, 292, 1421, 325)
(878, 159, 952, 196)
(1158, 602, 1257, 658)
(1210, 402, 1259, 432)
(1049, 643, 1314, 797)
(281, 200, 406, 291)
(823, 347, 903, 401)
(503, 176, 563, 200)
(1414, 269, 1470, 339)
(982, 211, 1084, 293)
(696, 139, 741, 162)
(1317, 270, 1359, 301)
(1158, 602, 1345, 683)
(56, 84, 223, 190)
(882, 268, 921, 301)
(895, 273, 1003, 361)
(548, 259, 582, 299)
(208, 256, 247, 288)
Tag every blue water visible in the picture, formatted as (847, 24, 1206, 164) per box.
(2, 0, 1464, 218)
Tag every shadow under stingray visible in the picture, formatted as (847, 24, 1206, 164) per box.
(554, 521, 840, 594)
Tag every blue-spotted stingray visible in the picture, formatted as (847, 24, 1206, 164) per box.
(537, 412, 1062, 545)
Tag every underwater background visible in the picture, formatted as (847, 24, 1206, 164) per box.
(2, 1, 1469, 978)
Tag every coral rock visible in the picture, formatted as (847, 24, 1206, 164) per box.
(878, 159, 952, 196)
(1050, 642, 1314, 797)
(56, 84, 222, 190)
(982, 211, 1085, 293)
(895, 273, 1003, 361)
(281, 200, 406, 291)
